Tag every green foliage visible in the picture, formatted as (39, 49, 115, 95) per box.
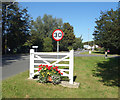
(30, 17, 76, 52)
(67, 46, 73, 51)
(93, 9, 120, 54)
(73, 36, 83, 50)
(94, 47, 105, 52)
(83, 41, 94, 46)
(43, 37, 53, 52)
(51, 74, 61, 84)
(23, 40, 33, 48)
(2, 2, 31, 54)
(60, 23, 75, 51)
(30, 14, 63, 51)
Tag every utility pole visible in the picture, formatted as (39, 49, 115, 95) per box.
(88, 28, 89, 46)
(5, 2, 15, 54)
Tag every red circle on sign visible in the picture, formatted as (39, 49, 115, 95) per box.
(52, 29, 64, 41)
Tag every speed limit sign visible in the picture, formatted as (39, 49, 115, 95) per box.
(52, 29, 64, 41)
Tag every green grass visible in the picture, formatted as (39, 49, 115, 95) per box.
(2, 56, 119, 98)
(80, 50, 119, 56)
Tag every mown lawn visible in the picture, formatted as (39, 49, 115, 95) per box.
(80, 50, 119, 56)
(2, 56, 119, 98)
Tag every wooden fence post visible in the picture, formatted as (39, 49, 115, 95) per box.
(69, 49, 74, 84)
(30, 49, 34, 79)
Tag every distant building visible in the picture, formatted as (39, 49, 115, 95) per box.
(95, 45, 99, 48)
(91, 45, 99, 51)
(83, 45, 92, 50)
(84, 45, 99, 50)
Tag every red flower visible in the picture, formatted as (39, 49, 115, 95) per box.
(39, 67, 42, 70)
(46, 65, 48, 67)
(56, 69, 58, 71)
(55, 66, 58, 69)
(38, 67, 42, 71)
(49, 66, 52, 67)
(48, 67, 51, 70)
(53, 67, 55, 69)
(61, 73, 63, 75)
(39, 64, 42, 67)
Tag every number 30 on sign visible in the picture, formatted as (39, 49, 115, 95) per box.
(52, 29, 64, 41)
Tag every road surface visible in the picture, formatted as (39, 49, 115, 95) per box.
(2, 54, 29, 80)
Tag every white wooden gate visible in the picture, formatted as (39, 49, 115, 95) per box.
(29, 49, 74, 84)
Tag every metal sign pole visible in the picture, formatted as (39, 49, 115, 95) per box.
(52, 29, 63, 59)
(57, 41, 59, 59)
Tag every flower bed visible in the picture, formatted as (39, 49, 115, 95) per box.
(38, 64, 63, 84)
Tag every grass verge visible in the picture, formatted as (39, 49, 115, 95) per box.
(80, 50, 119, 56)
(2, 56, 119, 98)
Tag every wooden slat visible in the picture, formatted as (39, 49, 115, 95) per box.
(34, 63, 51, 65)
(34, 58, 69, 61)
(52, 55, 69, 65)
(34, 68, 39, 70)
(34, 68, 69, 72)
(61, 72, 69, 77)
(58, 69, 69, 71)
(53, 64, 69, 66)
(35, 55, 50, 65)
(34, 63, 69, 66)
(34, 52, 70, 55)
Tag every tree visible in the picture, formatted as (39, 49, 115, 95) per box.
(73, 36, 83, 50)
(30, 14, 63, 51)
(60, 23, 75, 51)
(83, 41, 94, 46)
(93, 9, 120, 54)
(43, 37, 53, 52)
(2, 2, 31, 54)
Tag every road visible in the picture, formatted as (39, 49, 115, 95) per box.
(2, 50, 118, 80)
(2, 54, 29, 80)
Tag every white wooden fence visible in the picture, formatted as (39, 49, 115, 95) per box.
(29, 49, 74, 84)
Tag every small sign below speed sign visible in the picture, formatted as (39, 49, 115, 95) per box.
(52, 29, 64, 41)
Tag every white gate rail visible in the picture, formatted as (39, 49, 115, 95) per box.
(29, 49, 74, 84)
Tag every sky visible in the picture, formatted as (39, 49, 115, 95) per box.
(19, 2, 118, 42)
